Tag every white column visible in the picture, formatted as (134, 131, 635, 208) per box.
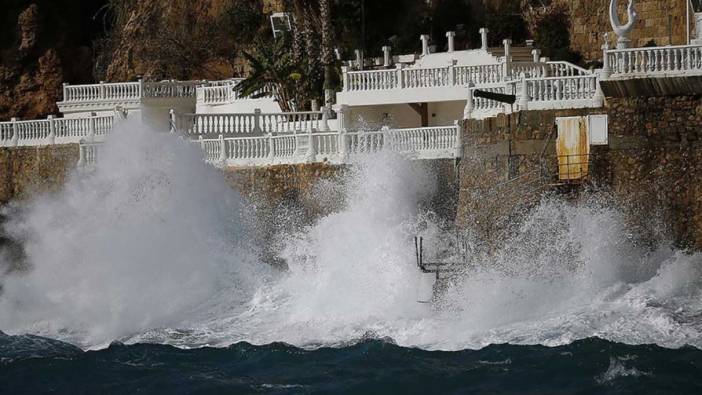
(10, 117, 18, 147)
(593, 71, 605, 107)
(62, 83, 69, 102)
(479, 28, 489, 50)
(253, 108, 262, 133)
(601, 37, 612, 79)
(77, 140, 85, 167)
(267, 133, 275, 161)
(341, 66, 350, 91)
(519, 75, 529, 111)
(382, 46, 392, 67)
(532, 49, 542, 63)
(396, 63, 405, 89)
(503, 39, 513, 80)
(218, 134, 227, 165)
(449, 59, 457, 86)
(454, 120, 463, 159)
(463, 85, 474, 119)
(88, 113, 96, 142)
(446, 31, 456, 53)
(306, 127, 316, 163)
(355, 49, 363, 70)
(693, 13, 702, 44)
(47, 115, 55, 145)
(420, 35, 431, 56)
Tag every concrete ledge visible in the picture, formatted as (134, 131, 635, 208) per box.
(602, 75, 702, 97)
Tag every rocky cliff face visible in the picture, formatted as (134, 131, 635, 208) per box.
(0, 1, 105, 121)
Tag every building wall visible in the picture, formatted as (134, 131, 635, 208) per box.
(568, 0, 689, 63)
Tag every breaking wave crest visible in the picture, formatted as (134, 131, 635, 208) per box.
(1, 121, 701, 351)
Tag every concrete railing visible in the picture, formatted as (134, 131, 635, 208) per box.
(522, 74, 600, 109)
(192, 124, 463, 167)
(61, 80, 199, 104)
(0, 115, 114, 147)
(196, 79, 275, 105)
(603, 44, 702, 79)
(173, 110, 329, 136)
(342, 60, 591, 92)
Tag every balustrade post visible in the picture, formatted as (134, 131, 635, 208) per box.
(47, 115, 55, 145)
(454, 120, 463, 159)
(503, 39, 513, 81)
(463, 86, 474, 119)
(10, 117, 18, 147)
(449, 59, 457, 86)
(519, 75, 529, 111)
(446, 31, 456, 53)
(88, 113, 96, 142)
(355, 49, 364, 70)
(532, 49, 541, 63)
(396, 63, 405, 89)
(99, 81, 105, 100)
(306, 127, 317, 163)
(253, 108, 262, 133)
(479, 28, 489, 51)
(321, 107, 331, 132)
(420, 35, 431, 57)
(601, 37, 612, 79)
(77, 139, 85, 167)
(382, 46, 392, 67)
(138, 78, 144, 99)
(62, 83, 69, 102)
(219, 134, 227, 165)
(593, 72, 605, 107)
(342, 66, 350, 91)
(267, 133, 275, 162)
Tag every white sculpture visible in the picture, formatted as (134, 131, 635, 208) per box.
(609, 0, 638, 49)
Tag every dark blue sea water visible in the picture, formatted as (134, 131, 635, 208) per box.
(1, 332, 701, 395)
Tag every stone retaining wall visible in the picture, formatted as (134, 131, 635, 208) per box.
(460, 95, 702, 249)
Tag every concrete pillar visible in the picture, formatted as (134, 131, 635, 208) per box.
(532, 49, 542, 63)
(420, 35, 430, 56)
(382, 46, 392, 67)
(694, 13, 702, 44)
(218, 134, 227, 165)
(519, 75, 529, 111)
(88, 113, 96, 142)
(253, 108, 262, 133)
(10, 117, 18, 147)
(503, 39, 513, 80)
(463, 84, 474, 119)
(396, 63, 405, 89)
(601, 36, 612, 79)
(446, 31, 456, 53)
(341, 66, 350, 91)
(47, 115, 55, 145)
(355, 49, 363, 70)
(454, 120, 463, 159)
(479, 28, 489, 50)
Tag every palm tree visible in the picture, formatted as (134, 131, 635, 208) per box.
(320, 0, 334, 107)
(235, 37, 304, 112)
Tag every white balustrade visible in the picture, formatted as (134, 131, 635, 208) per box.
(525, 75, 599, 109)
(455, 64, 504, 85)
(0, 115, 115, 147)
(175, 111, 327, 136)
(143, 81, 198, 98)
(192, 124, 463, 167)
(346, 69, 398, 91)
(62, 80, 200, 104)
(605, 44, 702, 78)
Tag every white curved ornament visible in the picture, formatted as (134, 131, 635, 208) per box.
(609, 0, 638, 49)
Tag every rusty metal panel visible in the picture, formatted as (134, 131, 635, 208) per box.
(556, 116, 590, 181)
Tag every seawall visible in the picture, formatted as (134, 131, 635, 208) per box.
(459, 95, 702, 249)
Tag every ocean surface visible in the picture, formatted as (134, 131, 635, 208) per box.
(2, 122, 702, 393)
(2, 334, 701, 394)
